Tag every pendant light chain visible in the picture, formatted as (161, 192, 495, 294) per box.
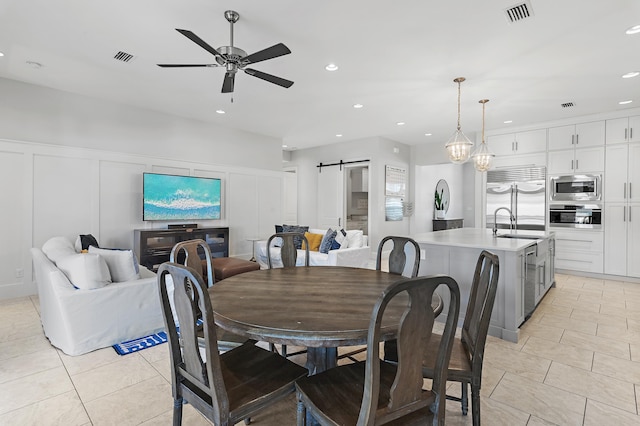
(457, 80, 462, 131)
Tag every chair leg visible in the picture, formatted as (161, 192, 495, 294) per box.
(282, 344, 288, 357)
(296, 398, 306, 425)
(173, 398, 183, 426)
(461, 382, 469, 415)
(471, 384, 481, 426)
(269, 343, 278, 354)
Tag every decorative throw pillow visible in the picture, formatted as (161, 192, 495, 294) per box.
(275, 224, 283, 233)
(282, 225, 309, 249)
(74, 234, 100, 252)
(42, 237, 77, 264)
(302, 232, 324, 252)
(319, 229, 338, 254)
(88, 247, 141, 282)
(345, 230, 364, 249)
(334, 228, 348, 248)
(56, 253, 112, 290)
(330, 239, 341, 250)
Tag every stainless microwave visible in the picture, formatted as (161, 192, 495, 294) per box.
(550, 174, 601, 201)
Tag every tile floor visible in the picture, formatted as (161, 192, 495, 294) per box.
(1, 273, 640, 425)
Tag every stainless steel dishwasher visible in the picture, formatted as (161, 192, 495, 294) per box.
(524, 240, 550, 320)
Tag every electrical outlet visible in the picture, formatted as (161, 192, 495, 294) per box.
(16, 268, 24, 278)
(420, 249, 426, 260)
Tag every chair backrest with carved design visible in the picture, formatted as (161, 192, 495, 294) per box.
(266, 232, 309, 268)
(375, 236, 421, 278)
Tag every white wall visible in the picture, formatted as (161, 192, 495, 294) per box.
(288, 137, 412, 251)
(0, 79, 284, 299)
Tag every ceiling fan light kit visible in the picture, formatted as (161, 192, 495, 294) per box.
(472, 99, 495, 172)
(157, 10, 293, 94)
(445, 77, 474, 164)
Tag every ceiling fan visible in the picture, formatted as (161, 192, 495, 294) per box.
(157, 10, 294, 94)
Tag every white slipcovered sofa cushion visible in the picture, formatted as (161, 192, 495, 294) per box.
(88, 246, 140, 282)
(56, 253, 112, 290)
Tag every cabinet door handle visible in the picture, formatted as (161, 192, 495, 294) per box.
(515, 141, 518, 151)
(630, 128, 633, 140)
(571, 134, 575, 145)
(576, 159, 579, 170)
(571, 159, 574, 169)
(630, 183, 633, 199)
(576, 134, 579, 145)
(511, 141, 514, 152)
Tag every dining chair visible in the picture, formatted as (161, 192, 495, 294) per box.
(295, 275, 461, 425)
(340, 235, 421, 363)
(157, 262, 308, 426)
(376, 235, 421, 277)
(267, 232, 310, 268)
(420, 250, 500, 426)
(170, 239, 247, 351)
(266, 232, 310, 357)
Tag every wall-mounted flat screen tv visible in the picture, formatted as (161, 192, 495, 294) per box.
(143, 172, 221, 221)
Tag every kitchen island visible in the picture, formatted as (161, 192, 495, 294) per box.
(413, 228, 555, 342)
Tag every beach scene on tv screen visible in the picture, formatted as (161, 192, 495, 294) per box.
(144, 174, 221, 220)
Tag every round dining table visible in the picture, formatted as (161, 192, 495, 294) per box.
(208, 266, 443, 374)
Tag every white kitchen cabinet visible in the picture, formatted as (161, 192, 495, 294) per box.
(547, 146, 604, 175)
(604, 143, 640, 203)
(552, 229, 603, 273)
(486, 129, 547, 156)
(606, 115, 640, 144)
(492, 152, 546, 169)
(548, 121, 605, 150)
(604, 203, 640, 277)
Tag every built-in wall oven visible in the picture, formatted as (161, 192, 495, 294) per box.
(550, 174, 601, 202)
(549, 204, 602, 228)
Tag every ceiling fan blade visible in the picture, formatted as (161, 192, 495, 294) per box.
(244, 68, 294, 88)
(175, 29, 225, 60)
(157, 64, 213, 67)
(243, 43, 291, 65)
(222, 72, 236, 93)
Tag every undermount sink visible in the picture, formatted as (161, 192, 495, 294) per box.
(495, 234, 541, 240)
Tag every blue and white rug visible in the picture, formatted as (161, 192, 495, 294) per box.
(113, 331, 167, 355)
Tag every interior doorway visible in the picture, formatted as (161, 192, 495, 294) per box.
(316, 163, 369, 235)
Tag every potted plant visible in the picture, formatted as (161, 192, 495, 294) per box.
(434, 189, 447, 219)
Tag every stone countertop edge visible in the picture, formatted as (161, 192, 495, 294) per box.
(412, 228, 554, 252)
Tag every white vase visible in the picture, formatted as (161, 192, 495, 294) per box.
(436, 210, 445, 219)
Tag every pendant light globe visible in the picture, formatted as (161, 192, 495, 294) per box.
(472, 99, 495, 172)
(445, 77, 474, 164)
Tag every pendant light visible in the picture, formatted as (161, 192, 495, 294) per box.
(472, 99, 495, 172)
(445, 77, 474, 163)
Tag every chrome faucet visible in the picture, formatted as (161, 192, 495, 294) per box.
(493, 207, 516, 236)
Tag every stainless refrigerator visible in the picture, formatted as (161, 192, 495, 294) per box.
(486, 166, 547, 231)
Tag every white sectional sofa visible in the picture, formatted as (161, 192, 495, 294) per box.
(255, 228, 371, 269)
(31, 237, 165, 356)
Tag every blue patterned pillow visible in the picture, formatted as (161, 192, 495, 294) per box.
(330, 239, 341, 250)
(282, 225, 309, 249)
(319, 229, 337, 254)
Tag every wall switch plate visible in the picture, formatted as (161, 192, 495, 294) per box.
(420, 249, 426, 260)
(16, 268, 24, 278)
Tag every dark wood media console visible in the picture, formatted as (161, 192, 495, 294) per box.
(134, 227, 229, 272)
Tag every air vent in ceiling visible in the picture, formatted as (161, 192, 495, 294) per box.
(561, 102, 575, 108)
(114, 51, 135, 63)
(504, 1, 534, 23)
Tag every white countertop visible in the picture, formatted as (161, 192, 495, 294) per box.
(413, 228, 553, 252)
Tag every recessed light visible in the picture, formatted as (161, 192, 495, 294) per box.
(0, 52, 4, 57)
(216, 110, 225, 114)
(353, 103, 363, 109)
(336, 134, 343, 137)
(622, 71, 640, 79)
(626, 24, 640, 35)
(396, 122, 405, 126)
(504, 120, 513, 124)
(619, 100, 633, 105)
(282, 144, 288, 148)
(325, 63, 338, 71)
(424, 133, 432, 137)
